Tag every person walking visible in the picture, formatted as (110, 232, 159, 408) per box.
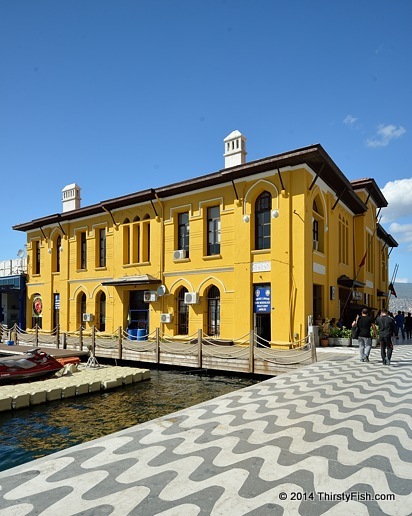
(394, 310, 405, 340)
(375, 308, 396, 365)
(353, 308, 377, 362)
(404, 312, 412, 340)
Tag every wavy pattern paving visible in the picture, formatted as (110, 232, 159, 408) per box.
(1, 345, 412, 515)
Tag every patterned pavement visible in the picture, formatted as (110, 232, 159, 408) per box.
(1, 342, 412, 515)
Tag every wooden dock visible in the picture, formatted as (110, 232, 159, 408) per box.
(0, 326, 320, 376)
(0, 343, 89, 359)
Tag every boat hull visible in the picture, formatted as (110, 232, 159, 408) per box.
(0, 348, 63, 383)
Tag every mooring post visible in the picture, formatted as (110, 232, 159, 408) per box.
(156, 327, 160, 363)
(198, 329, 202, 368)
(118, 326, 122, 359)
(91, 325, 96, 357)
(249, 330, 255, 373)
(309, 330, 317, 362)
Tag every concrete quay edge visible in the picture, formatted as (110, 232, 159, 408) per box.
(0, 365, 150, 411)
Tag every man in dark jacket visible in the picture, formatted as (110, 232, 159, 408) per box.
(375, 308, 396, 365)
(354, 308, 377, 362)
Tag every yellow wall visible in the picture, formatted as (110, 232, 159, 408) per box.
(23, 165, 390, 344)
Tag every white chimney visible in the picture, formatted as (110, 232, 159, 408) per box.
(62, 183, 81, 212)
(223, 130, 247, 168)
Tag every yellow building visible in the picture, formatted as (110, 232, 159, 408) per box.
(13, 131, 397, 345)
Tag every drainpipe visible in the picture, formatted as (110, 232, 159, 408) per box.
(152, 189, 165, 312)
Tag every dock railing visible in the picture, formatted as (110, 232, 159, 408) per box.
(1, 323, 317, 376)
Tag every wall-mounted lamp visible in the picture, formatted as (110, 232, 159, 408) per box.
(59, 246, 63, 253)
(48, 249, 52, 254)
(243, 215, 250, 223)
(271, 210, 279, 219)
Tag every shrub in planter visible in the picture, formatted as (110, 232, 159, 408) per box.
(335, 326, 352, 347)
(328, 327, 341, 346)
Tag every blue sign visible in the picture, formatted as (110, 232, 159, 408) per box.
(254, 286, 271, 313)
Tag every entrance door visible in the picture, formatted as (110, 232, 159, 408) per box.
(255, 313, 271, 346)
(53, 293, 60, 332)
(128, 291, 149, 332)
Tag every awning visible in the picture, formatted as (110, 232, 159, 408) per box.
(348, 303, 378, 312)
(101, 274, 161, 287)
(337, 275, 365, 288)
(377, 289, 388, 297)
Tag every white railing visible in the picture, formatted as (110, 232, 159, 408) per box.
(0, 258, 27, 277)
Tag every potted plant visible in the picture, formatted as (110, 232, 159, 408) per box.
(329, 326, 341, 346)
(319, 319, 331, 346)
(336, 326, 352, 347)
(371, 327, 379, 348)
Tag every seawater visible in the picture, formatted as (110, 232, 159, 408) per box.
(0, 368, 261, 472)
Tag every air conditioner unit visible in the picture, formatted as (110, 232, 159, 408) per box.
(313, 240, 318, 251)
(160, 313, 173, 323)
(184, 292, 199, 305)
(144, 291, 158, 302)
(173, 249, 187, 260)
(82, 313, 94, 322)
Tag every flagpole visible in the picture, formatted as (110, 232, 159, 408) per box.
(386, 263, 399, 310)
(340, 224, 378, 320)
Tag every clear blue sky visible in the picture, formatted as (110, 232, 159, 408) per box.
(1, 0, 411, 282)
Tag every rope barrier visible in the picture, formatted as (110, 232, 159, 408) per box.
(7, 324, 317, 370)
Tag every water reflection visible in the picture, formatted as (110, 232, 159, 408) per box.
(0, 369, 260, 471)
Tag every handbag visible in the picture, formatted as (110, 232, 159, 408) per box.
(351, 323, 360, 339)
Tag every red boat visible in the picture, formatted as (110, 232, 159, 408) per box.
(0, 348, 63, 383)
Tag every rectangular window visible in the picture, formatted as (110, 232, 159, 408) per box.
(313, 219, 319, 243)
(381, 246, 387, 281)
(34, 241, 41, 274)
(255, 192, 271, 250)
(80, 232, 87, 269)
(140, 220, 151, 263)
(313, 284, 323, 322)
(338, 216, 349, 265)
(178, 295, 189, 335)
(178, 212, 189, 257)
(146, 222, 150, 262)
(99, 228, 106, 267)
(366, 233, 374, 273)
(207, 206, 220, 255)
(123, 225, 130, 265)
(132, 224, 140, 263)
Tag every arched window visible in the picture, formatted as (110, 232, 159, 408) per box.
(177, 287, 189, 335)
(255, 191, 271, 250)
(207, 285, 220, 336)
(143, 214, 150, 262)
(123, 218, 130, 265)
(312, 196, 325, 253)
(96, 291, 106, 332)
(54, 235, 61, 273)
(32, 293, 43, 329)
